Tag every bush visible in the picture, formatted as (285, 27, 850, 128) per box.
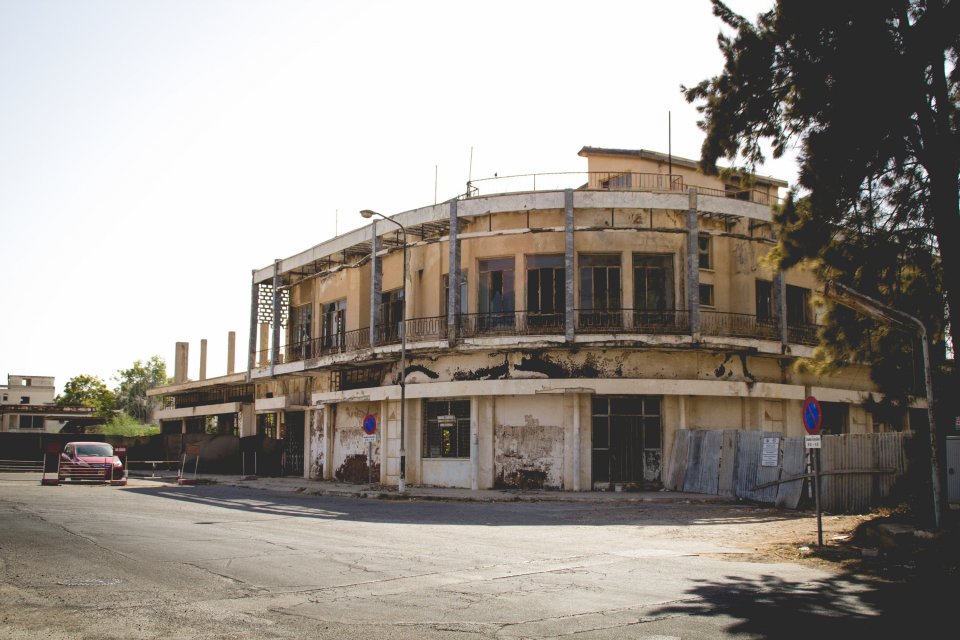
(93, 413, 161, 437)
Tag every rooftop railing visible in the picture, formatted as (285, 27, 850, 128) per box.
(462, 172, 780, 206)
(272, 309, 817, 367)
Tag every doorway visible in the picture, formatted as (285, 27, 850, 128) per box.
(591, 396, 662, 489)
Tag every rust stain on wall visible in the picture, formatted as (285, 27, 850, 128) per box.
(336, 453, 378, 483)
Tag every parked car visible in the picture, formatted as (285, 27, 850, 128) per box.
(59, 442, 126, 485)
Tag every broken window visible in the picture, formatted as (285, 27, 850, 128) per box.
(755, 279, 774, 321)
(379, 288, 404, 343)
(479, 258, 515, 331)
(786, 285, 812, 326)
(289, 303, 312, 360)
(578, 253, 621, 328)
(698, 234, 713, 269)
(698, 283, 715, 307)
(422, 399, 471, 458)
(442, 270, 468, 316)
(321, 299, 346, 352)
(632, 253, 675, 330)
(526, 254, 565, 329)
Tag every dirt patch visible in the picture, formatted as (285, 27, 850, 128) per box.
(335, 454, 379, 483)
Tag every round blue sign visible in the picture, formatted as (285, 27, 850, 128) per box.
(362, 414, 377, 435)
(803, 396, 822, 434)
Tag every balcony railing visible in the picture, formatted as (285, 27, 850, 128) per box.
(271, 309, 818, 366)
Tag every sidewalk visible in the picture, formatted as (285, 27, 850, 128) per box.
(130, 470, 732, 504)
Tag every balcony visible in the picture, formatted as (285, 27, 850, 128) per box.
(267, 309, 818, 368)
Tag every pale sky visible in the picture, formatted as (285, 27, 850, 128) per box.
(0, 0, 797, 395)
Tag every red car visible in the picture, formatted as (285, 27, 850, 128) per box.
(59, 442, 127, 485)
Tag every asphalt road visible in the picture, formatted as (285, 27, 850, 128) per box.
(0, 477, 951, 639)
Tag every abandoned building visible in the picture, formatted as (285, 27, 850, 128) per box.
(152, 146, 903, 490)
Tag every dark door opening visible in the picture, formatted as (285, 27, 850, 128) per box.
(591, 396, 662, 489)
(282, 411, 305, 476)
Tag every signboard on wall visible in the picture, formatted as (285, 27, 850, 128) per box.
(761, 436, 780, 467)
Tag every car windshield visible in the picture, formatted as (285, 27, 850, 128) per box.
(75, 444, 113, 457)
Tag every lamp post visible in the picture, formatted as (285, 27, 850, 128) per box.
(823, 280, 944, 529)
(360, 209, 408, 493)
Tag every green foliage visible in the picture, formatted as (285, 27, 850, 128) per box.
(685, 0, 958, 415)
(94, 412, 161, 437)
(56, 374, 116, 418)
(114, 356, 170, 423)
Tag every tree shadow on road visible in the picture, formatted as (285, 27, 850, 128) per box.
(644, 567, 958, 638)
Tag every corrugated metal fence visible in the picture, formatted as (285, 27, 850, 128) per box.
(665, 429, 909, 513)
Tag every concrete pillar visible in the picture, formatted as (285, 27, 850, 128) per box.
(564, 189, 575, 342)
(572, 392, 581, 491)
(227, 331, 236, 375)
(240, 404, 255, 438)
(775, 271, 788, 345)
(174, 342, 189, 384)
(303, 409, 312, 479)
(181, 418, 186, 435)
(447, 198, 460, 346)
(199, 339, 208, 381)
(271, 260, 281, 371)
(259, 323, 270, 368)
(248, 271, 258, 377)
(470, 396, 479, 491)
(322, 404, 334, 480)
(685, 188, 700, 337)
(678, 395, 687, 430)
(370, 221, 382, 347)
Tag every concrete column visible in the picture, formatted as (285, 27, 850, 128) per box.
(572, 392, 581, 491)
(227, 331, 236, 375)
(259, 324, 270, 368)
(180, 418, 186, 435)
(685, 188, 700, 337)
(775, 271, 788, 345)
(564, 189, 575, 342)
(199, 339, 208, 381)
(271, 260, 281, 372)
(322, 404, 334, 480)
(174, 342, 189, 384)
(470, 396, 479, 491)
(303, 409, 312, 479)
(370, 221, 382, 347)
(447, 198, 460, 346)
(240, 404, 255, 438)
(248, 271, 258, 377)
(678, 395, 687, 430)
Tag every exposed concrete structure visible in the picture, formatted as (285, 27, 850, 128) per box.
(0, 374, 98, 433)
(153, 147, 917, 489)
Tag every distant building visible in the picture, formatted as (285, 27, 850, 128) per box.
(0, 374, 98, 433)
(152, 146, 919, 489)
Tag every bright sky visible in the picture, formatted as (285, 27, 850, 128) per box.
(0, 0, 797, 395)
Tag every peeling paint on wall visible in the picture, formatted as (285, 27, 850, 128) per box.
(452, 356, 510, 381)
(333, 404, 380, 484)
(310, 407, 324, 479)
(494, 419, 564, 490)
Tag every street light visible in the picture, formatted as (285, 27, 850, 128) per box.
(822, 280, 944, 528)
(360, 209, 408, 493)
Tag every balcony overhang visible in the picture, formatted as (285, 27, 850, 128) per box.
(156, 401, 244, 420)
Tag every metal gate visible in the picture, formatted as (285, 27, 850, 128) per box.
(282, 411, 305, 476)
(591, 396, 662, 489)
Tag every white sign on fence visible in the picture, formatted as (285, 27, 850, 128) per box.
(805, 435, 822, 449)
(761, 436, 780, 467)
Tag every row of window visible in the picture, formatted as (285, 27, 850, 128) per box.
(288, 247, 811, 346)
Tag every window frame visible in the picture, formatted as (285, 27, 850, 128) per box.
(698, 233, 713, 270)
(422, 399, 471, 459)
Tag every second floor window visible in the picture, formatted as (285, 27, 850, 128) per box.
(756, 279, 774, 321)
(633, 254, 673, 312)
(526, 254, 564, 327)
(479, 258, 515, 329)
(321, 299, 346, 350)
(380, 288, 404, 343)
(443, 270, 468, 316)
(786, 285, 812, 325)
(579, 254, 621, 327)
(699, 283, 715, 307)
(290, 303, 312, 359)
(698, 234, 713, 269)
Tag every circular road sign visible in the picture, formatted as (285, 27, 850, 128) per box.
(803, 396, 822, 435)
(362, 414, 377, 435)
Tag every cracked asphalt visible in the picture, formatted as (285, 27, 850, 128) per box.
(0, 477, 947, 639)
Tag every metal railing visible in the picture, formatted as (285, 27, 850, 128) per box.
(460, 171, 781, 205)
(265, 310, 817, 366)
(700, 311, 780, 341)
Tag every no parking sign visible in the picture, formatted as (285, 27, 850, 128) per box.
(362, 414, 377, 442)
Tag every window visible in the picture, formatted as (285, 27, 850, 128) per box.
(698, 234, 713, 269)
(379, 288, 404, 343)
(18, 415, 43, 429)
(20, 396, 29, 404)
(321, 299, 346, 351)
(820, 402, 848, 435)
(526, 254, 565, 329)
(289, 303, 312, 359)
(579, 253, 621, 327)
(591, 396, 662, 485)
(479, 258, 515, 330)
(442, 270, 468, 316)
(257, 412, 278, 439)
(698, 283, 715, 307)
(786, 285, 812, 325)
(633, 254, 673, 312)
(755, 279, 774, 321)
(423, 399, 471, 458)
